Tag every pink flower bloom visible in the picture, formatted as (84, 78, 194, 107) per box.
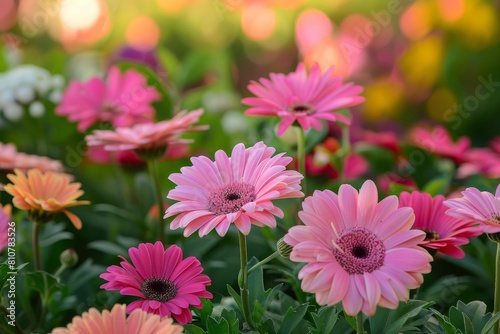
(284, 180, 432, 316)
(408, 126, 470, 164)
(0, 142, 64, 173)
(399, 191, 481, 258)
(457, 148, 500, 179)
(444, 185, 500, 234)
(51, 304, 184, 334)
(87, 143, 190, 165)
(0, 204, 11, 252)
(85, 109, 207, 155)
(56, 66, 160, 132)
(377, 173, 417, 195)
(355, 129, 401, 155)
(165, 142, 304, 237)
(100, 242, 212, 325)
(242, 62, 365, 136)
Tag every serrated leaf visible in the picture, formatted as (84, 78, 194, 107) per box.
(257, 318, 277, 334)
(431, 308, 459, 334)
(457, 301, 491, 333)
(207, 316, 230, 334)
(277, 303, 309, 334)
(481, 311, 500, 334)
(370, 300, 433, 334)
(309, 305, 339, 334)
(220, 308, 239, 334)
(193, 298, 213, 324)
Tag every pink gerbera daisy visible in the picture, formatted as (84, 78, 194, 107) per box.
(56, 66, 160, 132)
(164, 142, 304, 237)
(444, 185, 500, 234)
(0, 204, 11, 252)
(0, 142, 64, 173)
(284, 180, 432, 316)
(242, 62, 365, 136)
(100, 242, 212, 325)
(85, 109, 207, 159)
(399, 191, 481, 258)
(51, 304, 184, 334)
(408, 126, 470, 164)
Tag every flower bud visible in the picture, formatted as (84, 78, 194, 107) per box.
(60, 248, 79, 268)
(277, 237, 293, 259)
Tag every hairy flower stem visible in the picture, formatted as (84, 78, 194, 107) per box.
(238, 232, 255, 330)
(147, 159, 166, 244)
(356, 313, 364, 334)
(33, 222, 41, 271)
(296, 126, 307, 195)
(494, 243, 500, 334)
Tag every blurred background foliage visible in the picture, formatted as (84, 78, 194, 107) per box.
(0, 0, 500, 329)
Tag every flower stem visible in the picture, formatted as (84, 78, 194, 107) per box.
(238, 231, 255, 330)
(356, 313, 364, 334)
(296, 126, 307, 195)
(147, 159, 166, 244)
(339, 124, 351, 181)
(54, 264, 67, 278)
(247, 251, 279, 274)
(494, 243, 500, 334)
(32, 222, 41, 271)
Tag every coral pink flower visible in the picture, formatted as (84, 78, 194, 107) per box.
(408, 126, 470, 164)
(444, 185, 500, 234)
(4, 169, 89, 228)
(85, 109, 207, 158)
(87, 143, 190, 165)
(284, 180, 432, 316)
(100, 242, 212, 325)
(51, 304, 184, 334)
(0, 142, 64, 173)
(0, 204, 11, 252)
(355, 129, 401, 155)
(165, 142, 304, 237)
(242, 62, 365, 136)
(56, 66, 160, 132)
(399, 191, 481, 258)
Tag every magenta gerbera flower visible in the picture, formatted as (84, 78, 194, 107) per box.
(284, 180, 432, 316)
(100, 242, 212, 325)
(242, 62, 365, 136)
(444, 185, 500, 234)
(409, 126, 470, 164)
(56, 66, 160, 131)
(165, 142, 304, 237)
(399, 191, 481, 258)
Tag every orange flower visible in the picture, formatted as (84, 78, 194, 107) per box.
(51, 304, 184, 334)
(4, 169, 90, 229)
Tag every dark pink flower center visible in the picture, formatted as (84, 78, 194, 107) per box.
(289, 103, 315, 115)
(209, 181, 256, 215)
(332, 227, 385, 275)
(141, 277, 177, 302)
(423, 229, 440, 241)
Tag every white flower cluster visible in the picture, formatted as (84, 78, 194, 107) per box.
(0, 65, 65, 121)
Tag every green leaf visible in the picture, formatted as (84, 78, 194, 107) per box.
(481, 311, 500, 334)
(87, 240, 128, 256)
(257, 318, 277, 334)
(24, 271, 61, 302)
(422, 178, 449, 196)
(431, 308, 459, 334)
(0, 262, 27, 289)
(220, 308, 239, 334)
(457, 301, 491, 333)
(184, 324, 207, 334)
(309, 305, 340, 334)
(193, 298, 213, 324)
(369, 300, 434, 334)
(277, 303, 309, 334)
(206, 316, 230, 334)
(227, 284, 243, 312)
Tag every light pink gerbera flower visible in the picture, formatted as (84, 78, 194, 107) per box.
(458, 148, 500, 179)
(242, 62, 365, 136)
(444, 185, 500, 234)
(164, 142, 304, 237)
(0, 204, 12, 252)
(51, 304, 184, 334)
(85, 109, 207, 159)
(408, 126, 470, 164)
(284, 180, 432, 316)
(399, 191, 481, 258)
(0, 142, 64, 173)
(100, 242, 212, 325)
(56, 66, 160, 132)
